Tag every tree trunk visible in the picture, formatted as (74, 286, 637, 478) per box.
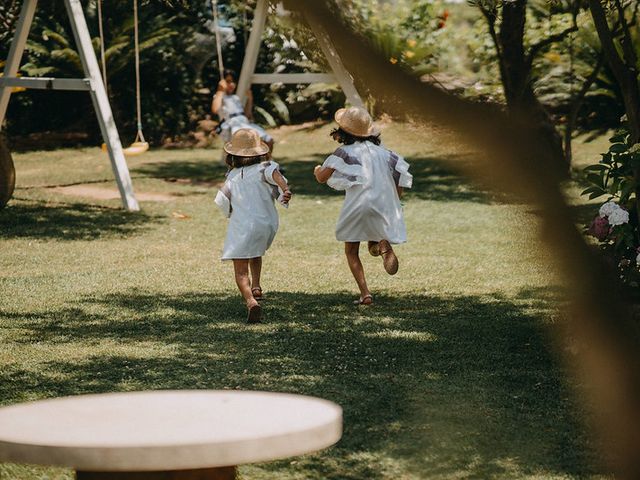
(497, 0, 568, 175)
(589, 0, 640, 225)
(564, 54, 605, 165)
(0, 132, 15, 209)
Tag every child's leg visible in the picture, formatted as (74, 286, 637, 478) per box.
(249, 257, 262, 295)
(233, 259, 258, 308)
(345, 242, 372, 301)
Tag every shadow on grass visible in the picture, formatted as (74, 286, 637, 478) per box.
(0, 200, 159, 240)
(125, 140, 497, 203)
(282, 153, 495, 203)
(107, 150, 496, 204)
(1, 288, 599, 479)
(569, 203, 599, 226)
(134, 160, 227, 185)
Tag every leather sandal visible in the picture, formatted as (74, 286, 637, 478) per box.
(251, 287, 264, 301)
(353, 294, 374, 306)
(379, 240, 399, 275)
(368, 241, 381, 257)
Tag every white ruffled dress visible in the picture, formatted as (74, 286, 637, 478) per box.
(322, 141, 412, 244)
(215, 161, 286, 260)
(220, 94, 273, 144)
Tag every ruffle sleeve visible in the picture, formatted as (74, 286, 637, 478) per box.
(214, 188, 232, 218)
(388, 151, 413, 189)
(262, 161, 284, 186)
(261, 161, 289, 207)
(322, 153, 365, 191)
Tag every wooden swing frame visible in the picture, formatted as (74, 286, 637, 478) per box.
(0, 0, 139, 211)
(0, 0, 364, 212)
(236, 0, 365, 109)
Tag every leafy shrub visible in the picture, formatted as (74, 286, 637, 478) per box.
(582, 118, 640, 285)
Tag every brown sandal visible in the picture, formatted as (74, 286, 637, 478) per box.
(378, 240, 399, 275)
(368, 241, 381, 257)
(353, 294, 374, 306)
(251, 287, 264, 301)
(247, 303, 262, 324)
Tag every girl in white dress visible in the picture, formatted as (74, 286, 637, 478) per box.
(211, 69, 274, 151)
(314, 107, 412, 306)
(215, 129, 291, 323)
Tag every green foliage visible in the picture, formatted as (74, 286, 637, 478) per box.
(0, 0, 631, 143)
(1, 0, 351, 141)
(581, 118, 640, 284)
(533, 11, 625, 128)
(580, 122, 640, 204)
(466, 1, 626, 128)
(0, 1, 21, 56)
(338, 0, 448, 75)
(3, 1, 200, 144)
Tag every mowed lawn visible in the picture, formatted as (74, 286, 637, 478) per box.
(0, 122, 609, 479)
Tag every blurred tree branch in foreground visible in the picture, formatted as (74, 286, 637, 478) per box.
(285, 0, 640, 477)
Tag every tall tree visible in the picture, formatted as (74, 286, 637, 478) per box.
(588, 0, 640, 222)
(473, 0, 579, 173)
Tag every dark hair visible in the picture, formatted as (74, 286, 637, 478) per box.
(225, 153, 268, 169)
(330, 127, 381, 146)
(223, 69, 236, 81)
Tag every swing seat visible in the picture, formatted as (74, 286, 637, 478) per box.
(123, 141, 149, 156)
(101, 141, 149, 156)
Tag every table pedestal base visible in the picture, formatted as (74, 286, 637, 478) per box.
(76, 466, 237, 480)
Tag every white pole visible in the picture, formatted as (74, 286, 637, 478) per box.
(237, 0, 268, 104)
(0, 0, 38, 130)
(306, 20, 365, 109)
(63, 0, 139, 211)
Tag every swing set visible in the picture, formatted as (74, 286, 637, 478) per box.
(0, 0, 364, 211)
(97, 0, 149, 157)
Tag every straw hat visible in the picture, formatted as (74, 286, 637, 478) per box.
(224, 128, 270, 157)
(334, 106, 379, 137)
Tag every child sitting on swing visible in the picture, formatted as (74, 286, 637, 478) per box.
(215, 128, 291, 323)
(314, 106, 412, 306)
(211, 69, 274, 152)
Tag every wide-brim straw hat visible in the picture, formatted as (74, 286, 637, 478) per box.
(224, 128, 270, 156)
(334, 106, 380, 137)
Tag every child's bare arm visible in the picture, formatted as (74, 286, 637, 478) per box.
(314, 165, 335, 184)
(397, 186, 404, 198)
(272, 169, 292, 203)
(211, 91, 223, 115)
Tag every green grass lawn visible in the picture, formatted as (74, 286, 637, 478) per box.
(0, 122, 609, 479)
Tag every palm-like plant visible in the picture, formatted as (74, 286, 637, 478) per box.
(0, 0, 21, 58)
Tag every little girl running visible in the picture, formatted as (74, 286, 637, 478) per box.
(314, 106, 412, 305)
(215, 128, 292, 323)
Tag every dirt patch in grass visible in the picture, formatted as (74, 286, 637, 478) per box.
(52, 185, 177, 202)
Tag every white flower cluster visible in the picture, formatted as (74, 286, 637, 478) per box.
(599, 201, 630, 226)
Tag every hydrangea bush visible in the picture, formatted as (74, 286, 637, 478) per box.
(582, 117, 640, 286)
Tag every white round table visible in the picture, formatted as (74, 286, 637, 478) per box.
(0, 390, 342, 479)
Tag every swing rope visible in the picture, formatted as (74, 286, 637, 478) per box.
(211, 0, 225, 74)
(133, 0, 145, 144)
(96, 0, 148, 155)
(97, 0, 107, 94)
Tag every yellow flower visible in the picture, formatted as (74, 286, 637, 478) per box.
(544, 52, 562, 63)
(406, 39, 417, 48)
(390, 57, 398, 64)
(404, 50, 415, 59)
